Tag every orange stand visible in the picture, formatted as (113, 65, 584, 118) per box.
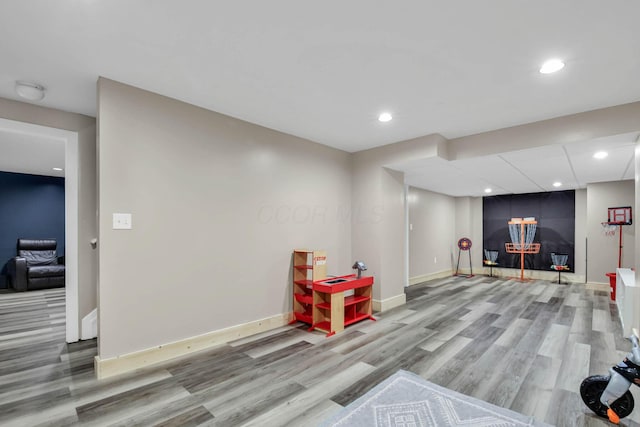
(505, 219, 540, 281)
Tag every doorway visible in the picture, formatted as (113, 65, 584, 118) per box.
(0, 117, 81, 342)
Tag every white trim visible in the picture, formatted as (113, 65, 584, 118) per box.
(65, 132, 79, 343)
(404, 184, 409, 288)
(482, 267, 586, 284)
(94, 312, 291, 379)
(409, 270, 453, 286)
(410, 268, 588, 285)
(372, 293, 406, 312)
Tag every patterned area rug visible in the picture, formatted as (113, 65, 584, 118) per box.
(321, 370, 552, 427)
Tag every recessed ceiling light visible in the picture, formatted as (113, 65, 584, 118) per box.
(593, 151, 608, 159)
(553, 182, 562, 187)
(378, 112, 392, 122)
(539, 59, 565, 74)
(53, 167, 63, 171)
(15, 81, 46, 101)
(484, 188, 492, 193)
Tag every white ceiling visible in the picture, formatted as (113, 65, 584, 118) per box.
(0, 1, 639, 189)
(0, 119, 66, 178)
(395, 132, 639, 197)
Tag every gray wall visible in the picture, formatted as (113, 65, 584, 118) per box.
(93, 79, 640, 361)
(586, 180, 635, 282)
(97, 78, 352, 358)
(351, 134, 447, 302)
(636, 139, 640, 285)
(1, 80, 637, 366)
(77, 123, 98, 322)
(0, 96, 97, 337)
(454, 197, 483, 273)
(408, 187, 456, 278)
(575, 189, 588, 278)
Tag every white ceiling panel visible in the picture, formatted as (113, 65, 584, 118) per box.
(623, 161, 635, 181)
(405, 158, 489, 197)
(402, 134, 638, 197)
(0, 128, 65, 177)
(499, 146, 576, 191)
(570, 145, 635, 184)
(563, 132, 639, 156)
(452, 156, 541, 194)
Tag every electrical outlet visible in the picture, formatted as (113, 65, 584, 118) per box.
(434, 257, 437, 264)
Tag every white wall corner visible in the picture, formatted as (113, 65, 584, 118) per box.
(81, 308, 98, 340)
(372, 293, 407, 312)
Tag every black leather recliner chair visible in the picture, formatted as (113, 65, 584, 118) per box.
(7, 239, 65, 291)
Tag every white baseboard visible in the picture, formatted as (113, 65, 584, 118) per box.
(409, 270, 452, 286)
(587, 281, 608, 286)
(372, 293, 406, 312)
(94, 312, 290, 379)
(411, 268, 587, 285)
(493, 267, 585, 284)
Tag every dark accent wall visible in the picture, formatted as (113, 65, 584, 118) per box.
(483, 190, 575, 272)
(0, 171, 65, 288)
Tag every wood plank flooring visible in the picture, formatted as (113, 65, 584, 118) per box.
(0, 277, 638, 426)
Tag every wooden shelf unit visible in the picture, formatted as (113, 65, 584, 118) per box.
(291, 249, 326, 326)
(312, 290, 342, 336)
(311, 274, 375, 337)
(344, 290, 372, 327)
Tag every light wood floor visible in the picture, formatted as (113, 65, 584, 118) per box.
(0, 277, 638, 426)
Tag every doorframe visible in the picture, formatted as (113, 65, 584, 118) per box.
(65, 130, 79, 342)
(0, 118, 80, 342)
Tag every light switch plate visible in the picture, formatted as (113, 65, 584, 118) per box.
(113, 213, 132, 230)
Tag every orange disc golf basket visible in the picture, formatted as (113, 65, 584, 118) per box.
(604, 206, 632, 301)
(505, 217, 541, 281)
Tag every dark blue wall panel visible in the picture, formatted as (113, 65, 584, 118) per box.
(483, 190, 575, 272)
(0, 171, 65, 288)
